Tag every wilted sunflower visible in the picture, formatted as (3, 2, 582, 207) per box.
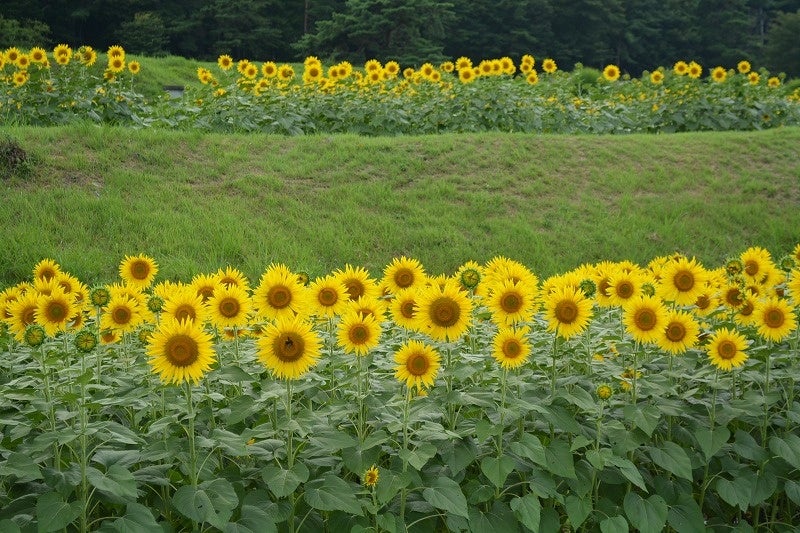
(413, 280, 473, 342)
(492, 326, 531, 370)
(257, 317, 321, 380)
(337, 311, 382, 356)
(754, 296, 797, 342)
(382, 256, 426, 293)
(147, 317, 215, 385)
(207, 284, 252, 329)
(119, 254, 158, 289)
(622, 295, 669, 344)
(656, 310, 700, 354)
(394, 339, 440, 390)
(543, 285, 594, 339)
(706, 328, 748, 371)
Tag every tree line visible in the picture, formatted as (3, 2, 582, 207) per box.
(2, 0, 799, 77)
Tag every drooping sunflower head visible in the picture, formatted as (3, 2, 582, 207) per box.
(256, 317, 322, 380)
(394, 339, 440, 390)
(147, 317, 216, 385)
(119, 254, 158, 288)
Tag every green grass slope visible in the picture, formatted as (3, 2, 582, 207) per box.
(1, 125, 799, 286)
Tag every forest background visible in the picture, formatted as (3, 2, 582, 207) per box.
(2, 0, 800, 78)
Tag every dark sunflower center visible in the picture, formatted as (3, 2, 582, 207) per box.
(174, 305, 196, 322)
(267, 285, 291, 309)
(695, 295, 711, 309)
(740, 301, 754, 317)
(764, 308, 784, 328)
(394, 269, 414, 288)
(718, 340, 737, 360)
(345, 281, 365, 301)
(131, 261, 150, 280)
(400, 301, 416, 319)
(198, 287, 214, 302)
(23, 307, 37, 325)
(318, 288, 338, 306)
(744, 260, 759, 276)
(219, 297, 240, 318)
(616, 282, 634, 299)
(407, 353, 430, 376)
(273, 332, 305, 362)
(665, 321, 686, 342)
(113, 306, 132, 325)
(634, 308, 656, 331)
(673, 271, 694, 291)
(500, 292, 523, 314)
(165, 334, 199, 367)
(598, 279, 611, 297)
(555, 300, 578, 324)
(430, 297, 460, 327)
(40, 268, 57, 281)
(725, 288, 742, 306)
(47, 301, 67, 321)
(503, 339, 522, 359)
(349, 324, 369, 344)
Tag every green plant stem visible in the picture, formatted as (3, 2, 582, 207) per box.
(495, 368, 508, 499)
(699, 369, 719, 511)
(400, 387, 412, 526)
(356, 354, 365, 442)
(551, 336, 560, 398)
(79, 348, 89, 533)
(762, 347, 772, 445)
(184, 382, 198, 488)
(38, 345, 60, 470)
(286, 379, 296, 533)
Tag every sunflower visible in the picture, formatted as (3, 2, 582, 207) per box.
(119, 254, 158, 288)
(362, 465, 379, 487)
(382, 256, 426, 293)
(218, 54, 234, 70)
(656, 310, 700, 354)
(147, 317, 215, 385)
(207, 284, 252, 329)
(100, 329, 121, 345)
(455, 56, 473, 71)
(603, 64, 620, 82)
(673, 60, 688, 75)
(622, 295, 669, 344)
(163, 286, 209, 324)
(413, 280, 473, 342)
(693, 287, 719, 316)
(257, 317, 321, 380)
(0, 286, 22, 320)
(262, 61, 278, 78)
(253, 263, 310, 321)
(542, 58, 557, 74)
(721, 282, 746, 310)
(740, 246, 774, 284)
(277, 64, 294, 81)
(492, 326, 531, 370)
(711, 66, 727, 83)
(108, 56, 126, 73)
(650, 70, 664, 84)
(543, 285, 594, 340)
(734, 298, 758, 327)
(768, 76, 780, 88)
(74, 329, 99, 353)
(657, 256, 708, 305)
(100, 295, 145, 334)
(459, 68, 476, 83)
(107, 45, 125, 60)
(128, 61, 140, 75)
(308, 274, 348, 318)
(748, 72, 760, 85)
(335, 265, 380, 302)
(706, 327, 748, 371)
(687, 61, 702, 79)
(35, 287, 76, 337)
(737, 60, 751, 74)
(389, 288, 420, 331)
(346, 295, 388, 320)
(754, 297, 797, 342)
(190, 273, 219, 303)
(486, 278, 536, 325)
(604, 268, 644, 306)
(90, 286, 111, 307)
(215, 266, 251, 292)
(33, 258, 61, 282)
(789, 269, 800, 305)
(7, 291, 42, 342)
(337, 311, 382, 356)
(394, 339, 440, 390)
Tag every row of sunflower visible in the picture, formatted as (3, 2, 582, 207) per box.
(2, 245, 799, 386)
(2, 247, 800, 531)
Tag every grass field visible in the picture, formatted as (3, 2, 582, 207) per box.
(1, 124, 799, 287)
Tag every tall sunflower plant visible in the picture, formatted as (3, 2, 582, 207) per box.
(1, 247, 800, 531)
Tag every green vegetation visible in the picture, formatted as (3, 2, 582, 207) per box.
(1, 124, 798, 287)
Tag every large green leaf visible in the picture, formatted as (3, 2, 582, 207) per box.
(785, 480, 800, 505)
(600, 515, 629, 533)
(468, 501, 518, 533)
(695, 426, 730, 461)
(606, 454, 647, 491)
(510, 494, 541, 532)
(172, 480, 238, 531)
(98, 502, 160, 532)
(0, 452, 42, 483)
(647, 442, 693, 481)
(716, 474, 753, 511)
(86, 465, 139, 502)
(399, 442, 437, 470)
(564, 494, 591, 529)
(732, 430, 767, 462)
(545, 438, 577, 479)
(666, 497, 706, 533)
(769, 434, 800, 470)
(36, 492, 82, 533)
(422, 477, 469, 519)
(623, 493, 668, 533)
(480, 455, 516, 489)
(261, 461, 309, 498)
(509, 433, 546, 467)
(304, 474, 363, 515)
(624, 405, 661, 437)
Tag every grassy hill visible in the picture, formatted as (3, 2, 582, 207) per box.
(1, 124, 799, 287)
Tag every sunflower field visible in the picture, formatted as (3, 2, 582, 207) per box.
(2, 45, 800, 135)
(1, 246, 800, 533)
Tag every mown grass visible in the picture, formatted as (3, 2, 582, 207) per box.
(1, 124, 799, 287)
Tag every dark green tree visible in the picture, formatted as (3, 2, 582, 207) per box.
(763, 9, 800, 76)
(695, 0, 756, 66)
(116, 12, 169, 56)
(0, 15, 50, 47)
(548, 0, 626, 69)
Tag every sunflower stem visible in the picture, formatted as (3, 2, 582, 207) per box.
(761, 346, 772, 445)
(79, 347, 89, 533)
(400, 387, 412, 526)
(550, 336, 559, 398)
(184, 382, 198, 488)
(38, 344, 60, 470)
(286, 379, 296, 533)
(699, 369, 719, 511)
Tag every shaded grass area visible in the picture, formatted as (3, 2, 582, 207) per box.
(1, 124, 799, 286)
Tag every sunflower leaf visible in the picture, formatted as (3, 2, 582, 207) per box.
(422, 477, 469, 518)
(303, 474, 363, 515)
